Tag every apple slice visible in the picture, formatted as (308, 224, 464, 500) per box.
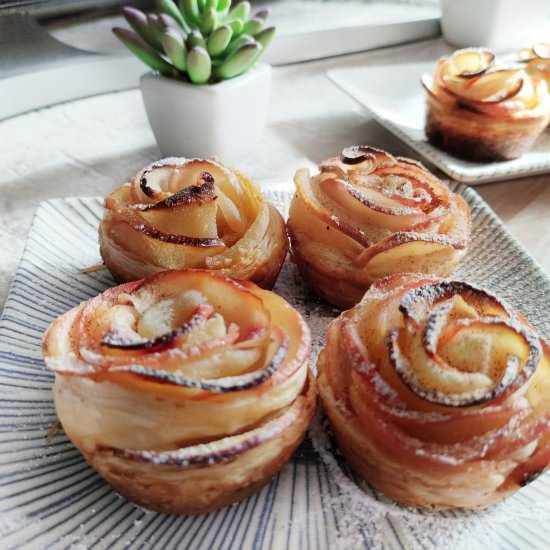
(116, 391, 302, 466)
(125, 328, 288, 392)
(391, 302, 541, 408)
(421, 74, 437, 97)
(389, 328, 499, 407)
(339, 145, 377, 165)
(508, 436, 550, 487)
(533, 43, 550, 60)
(135, 179, 216, 211)
(446, 47, 495, 79)
(355, 233, 465, 278)
(138, 161, 190, 199)
(445, 68, 524, 104)
(293, 168, 370, 247)
(319, 178, 427, 232)
(439, 317, 542, 404)
(399, 281, 511, 324)
(106, 182, 222, 242)
(518, 46, 537, 62)
(131, 224, 223, 247)
(135, 180, 221, 238)
(166, 158, 250, 215)
(101, 304, 214, 352)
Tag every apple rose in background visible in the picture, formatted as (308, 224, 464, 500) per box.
(42, 270, 315, 514)
(287, 146, 470, 309)
(317, 273, 550, 510)
(423, 48, 550, 162)
(99, 157, 288, 288)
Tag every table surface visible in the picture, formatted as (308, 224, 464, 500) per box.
(1, 37, 549, 309)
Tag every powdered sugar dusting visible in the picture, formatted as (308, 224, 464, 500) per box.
(266, 188, 550, 548)
(308, 409, 550, 550)
(2, 188, 550, 548)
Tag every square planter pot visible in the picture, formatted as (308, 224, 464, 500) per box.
(140, 63, 272, 164)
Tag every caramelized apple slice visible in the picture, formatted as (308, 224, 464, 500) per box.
(356, 235, 464, 279)
(399, 280, 511, 323)
(136, 187, 220, 238)
(446, 48, 495, 79)
(390, 329, 496, 407)
(117, 396, 302, 465)
(105, 185, 223, 244)
(132, 225, 224, 247)
(171, 159, 250, 215)
(134, 270, 272, 339)
(319, 178, 427, 232)
(101, 305, 214, 352)
(339, 145, 377, 166)
(321, 147, 395, 177)
(137, 161, 193, 199)
(391, 312, 541, 408)
(124, 328, 289, 393)
(135, 180, 216, 211)
(293, 168, 370, 247)
(445, 68, 524, 103)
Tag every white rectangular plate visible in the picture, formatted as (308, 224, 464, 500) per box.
(328, 63, 550, 184)
(0, 187, 549, 549)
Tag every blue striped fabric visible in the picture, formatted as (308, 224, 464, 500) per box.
(0, 188, 548, 549)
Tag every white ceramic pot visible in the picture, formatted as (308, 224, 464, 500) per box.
(441, 0, 550, 52)
(140, 63, 271, 163)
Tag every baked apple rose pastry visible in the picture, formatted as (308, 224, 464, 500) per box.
(42, 270, 315, 514)
(317, 273, 550, 510)
(99, 157, 288, 288)
(287, 146, 470, 309)
(423, 48, 550, 161)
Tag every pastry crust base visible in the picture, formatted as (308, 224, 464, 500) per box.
(318, 371, 516, 510)
(426, 95, 550, 162)
(67, 370, 316, 515)
(289, 241, 367, 310)
(288, 231, 467, 311)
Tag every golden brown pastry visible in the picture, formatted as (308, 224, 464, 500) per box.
(287, 146, 470, 309)
(43, 270, 315, 514)
(423, 48, 550, 161)
(519, 43, 550, 102)
(317, 273, 550, 510)
(99, 157, 288, 288)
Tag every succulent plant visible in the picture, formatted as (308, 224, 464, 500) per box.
(113, 0, 275, 84)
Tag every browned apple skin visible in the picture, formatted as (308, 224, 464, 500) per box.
(324, 411, 519, 511)
(71, 370, 316, 515)
(425, 93, 550, 162)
